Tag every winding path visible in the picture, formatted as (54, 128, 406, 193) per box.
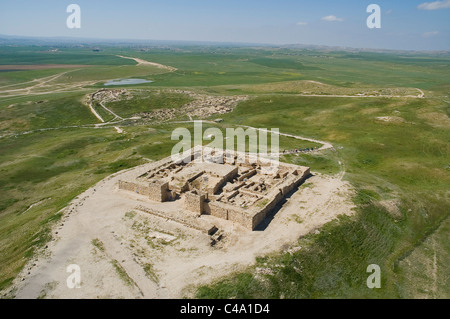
(240, 125, 334, 152)
(87, 99, 104, 123)
(116, 55, 177, 72)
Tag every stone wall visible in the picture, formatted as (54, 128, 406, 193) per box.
(252, 191, 284, 229)
(204, 201, 228, 220)
(238, 169, 257, 182)
(120, 149, 311, 231)
(211, 166, 239, 195)
(204, 201, 253, 230)
(227, 206, 252, 230)
(136, 205, 208, 233)
(184, 191, 205, 214)
(118, 180, 153, 197)
(201, 167, 310, 230)
(250, 167, 310, 229)
(148, 181, 170, 202)
(119, 180, 170, 202)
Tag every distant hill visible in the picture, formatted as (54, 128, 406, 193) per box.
(0, 34, 449, 55)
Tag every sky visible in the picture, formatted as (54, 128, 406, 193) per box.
(0, 0, 449, 50)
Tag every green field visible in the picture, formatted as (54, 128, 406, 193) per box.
(0, 44, 448, 298)
(197, 95, 450, 298)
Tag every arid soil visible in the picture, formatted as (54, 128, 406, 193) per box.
(10, 160, 355, 299)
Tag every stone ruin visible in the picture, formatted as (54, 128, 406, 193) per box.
(118, 147, 310, 231)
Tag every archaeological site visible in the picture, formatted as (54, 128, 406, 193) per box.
(118, 147, 311, 232)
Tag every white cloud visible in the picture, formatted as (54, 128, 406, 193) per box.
(296, 21, 308, 26)
(423, 31, 439, 37)
(386, 9, 393, 14)
(418, 0, 450, 10)
(321, 15, 344, 22)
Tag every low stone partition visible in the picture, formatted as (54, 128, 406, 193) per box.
(135, 205, 209, 233)
(118, 180, 170, 202)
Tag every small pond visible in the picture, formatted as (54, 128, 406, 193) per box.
(104, 78, 153, 86)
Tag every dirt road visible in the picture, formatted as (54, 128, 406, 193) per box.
(116, 55, 177, 72)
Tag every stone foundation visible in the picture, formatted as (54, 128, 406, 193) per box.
(118, 147, 310, 230)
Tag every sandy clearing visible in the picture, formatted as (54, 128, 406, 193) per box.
(307, 80, 326, 85)
(114, 127, 124, 134)
(375, 116, 406, 123)
(116, 55, 177, 72)
(11, 156, 355, 299)
(416, 88, 425, 98)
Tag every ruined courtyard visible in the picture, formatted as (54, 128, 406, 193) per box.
(118, 147, 311, 235)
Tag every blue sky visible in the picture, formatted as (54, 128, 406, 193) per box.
(0, 0, 449, 50)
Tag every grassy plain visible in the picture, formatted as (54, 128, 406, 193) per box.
(197, 95, 450, 298)
(0, 44, 448, 298)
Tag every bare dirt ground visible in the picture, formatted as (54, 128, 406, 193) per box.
(10, 158, 355, 299)
(116, 55, 177, 72)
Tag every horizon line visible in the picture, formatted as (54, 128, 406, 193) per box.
(1, 33, 449, 54)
